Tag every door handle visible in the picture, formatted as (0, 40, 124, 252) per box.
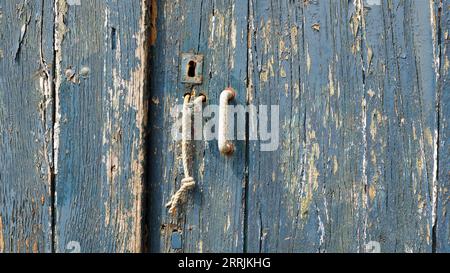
(218, 88, 236, 155)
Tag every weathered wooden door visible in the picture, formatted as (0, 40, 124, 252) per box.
(0, 0, 449, 253)
(148, 0, 449, 253)
(0, 0, 148, 252)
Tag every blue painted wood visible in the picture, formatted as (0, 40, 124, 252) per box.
(148, 0, 248, 252)
(148, 0, 448, 253)
(54, 0, 149, 252)
(0, 0, 54, 252)
(247, 0, 440, 253)
(436, 0, 450, 253)
(0, 0, 448, 254)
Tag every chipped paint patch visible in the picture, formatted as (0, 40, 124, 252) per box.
(367, 47, 373, 69)
(224, 214, 231, 233)
(260, 67, 269, 82)
(260, 19, 272, 54)
(301, 141, 320, 219)
(424, 128, 433, 147)
(445, 56, 449, 72)
(311, 23, 320, 31)
(370, 109, 382, 141)
(198, 240, 203, 253)
(368, 185, 376, 201)
(290, 26, 298, 53)
(417, 157, 423, 178)
(332, 155, 338, 175)
(369, 117, 376, 142)
(280, 67, 286, 78)
(209, 12, 226, 47)
(230, 7, 237, 50)
(294, 83, 300, 99)
(328, 65, 335, 96)
(150, 0, 158, 45)
(54, 0, 69, 176)
(0, 215, 4, 252)
(306, 46, 311, 74)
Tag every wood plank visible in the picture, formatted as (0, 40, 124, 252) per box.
(54, 0, 149, 252)
(0, 0, 54, 252)
(436, 0, 450, 253)
(148, 0, 248, 252)
(247, 0, 439, 252)
(361, 0, 438, 253)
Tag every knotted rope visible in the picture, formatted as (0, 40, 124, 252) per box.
(166, 94, 205, 215)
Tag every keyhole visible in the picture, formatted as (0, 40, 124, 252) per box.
(187, 61, 196, 77)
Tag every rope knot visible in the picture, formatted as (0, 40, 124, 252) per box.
(165, 177, 196, 215)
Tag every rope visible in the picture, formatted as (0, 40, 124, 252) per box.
(166, 94, 205, 215)
(166, 177, 196, 215)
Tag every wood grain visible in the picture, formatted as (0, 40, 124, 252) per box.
(148, 0, 248, 252)
(436, 0, 450, 253)
(246, 0, 439, 252)
(0, 0, 54, 253)
(0, 0, 448, 254)
(53, 0, 149, 253)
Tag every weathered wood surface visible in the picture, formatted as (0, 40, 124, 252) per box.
(248, 0, 441, 253)
(54, 0, 149, 252)
(148, 0, 248, 252)
(150, 0, 448, 253)
(0, 0, 448, 253)
(436, 0, 450, 253)
(0, 0, 54, 253)
(247, 0, 444, 253)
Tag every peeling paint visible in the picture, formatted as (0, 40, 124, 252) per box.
(417, 157, 423, 178)
(370, 113, 377, 141)
(328, 65, 335, 96)
(260, 67, 268, 82)
(150, 0, 157, 45)
(301, 141, 320, 219)
(306, 46, 311, 74)
(424, 128, 433, 147)
(230, 8, 237, 50)
(332, 155, 338, 175)
(294, 83, 300, 99)
(367, 47, 373, 69)
(291, 26, 298, 53)
(54, 0, 69, 175)
(368, 185, 376, 201)
(445, 56, 449, 72)
(311, 23, 320, 32)
(0, 215, 4, 252)
(280, 67, 286, 78)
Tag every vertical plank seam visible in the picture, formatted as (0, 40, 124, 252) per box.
(243, 0, 253, 254)
(141, 0, 153, 253)
(137, 0, 150, 253)
(432, 0, 443, 253)
(53, 0, 67, 253)
(38, 0, 56, 253)
(48, 0, 57, 254)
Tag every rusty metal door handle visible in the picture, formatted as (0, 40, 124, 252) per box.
(218, 88, 236, 155)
